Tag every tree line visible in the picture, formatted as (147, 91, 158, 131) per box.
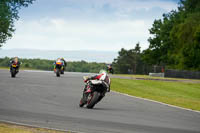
(143, 0, 200, 71)
(0, 57, 106, 73)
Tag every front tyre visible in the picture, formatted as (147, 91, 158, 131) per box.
(86, 91, 100, 109)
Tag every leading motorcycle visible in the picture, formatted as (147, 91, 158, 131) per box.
(10, 63, 19, 78)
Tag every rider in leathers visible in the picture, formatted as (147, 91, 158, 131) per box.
(10, 57, 21, 73)
(82, 70, 110, 104)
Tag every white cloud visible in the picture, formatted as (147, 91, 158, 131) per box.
(4, 18, 152, 51)
(3, 0, 178, 51)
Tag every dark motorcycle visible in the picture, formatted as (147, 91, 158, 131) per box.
(107, 66, 114, 74)
(79, 76, 110, 109)
(54, 61, 64, 77)
(10, 63, 19, 78)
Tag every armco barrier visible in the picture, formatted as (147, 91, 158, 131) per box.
(164, 69, 200, 79)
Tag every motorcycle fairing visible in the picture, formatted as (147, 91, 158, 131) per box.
(90, 80, 103, 85)
(12, 64, 17, 67)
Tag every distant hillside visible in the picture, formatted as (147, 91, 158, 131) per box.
(0, 49, 118, 63)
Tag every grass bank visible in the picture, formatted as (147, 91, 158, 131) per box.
(0, 122, 73, 133)
(111, 78, 200, 111)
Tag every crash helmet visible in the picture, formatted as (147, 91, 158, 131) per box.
(14, 57, 18, 62)
(99, 69, 107, 80)
(56, 58, 61, 62)
(99, 69, 107, 74)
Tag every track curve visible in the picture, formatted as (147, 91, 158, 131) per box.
(0, 69, 200, 133)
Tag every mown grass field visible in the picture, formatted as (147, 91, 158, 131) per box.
(0, 122, 72, 133)
(111, 78, 200, 111)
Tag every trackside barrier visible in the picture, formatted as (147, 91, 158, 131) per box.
(149, 73, 164, 77)
(164, 69, 200, 79)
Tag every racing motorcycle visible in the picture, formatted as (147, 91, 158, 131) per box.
(107, 67, 114, 74)
(10, 63, 19, 78)
(54, 61, 64, 77)
(79, 74, 110, 109)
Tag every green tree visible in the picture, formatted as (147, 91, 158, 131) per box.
(170, 12, 200, 70)
(0, 0, 35, 46)
(143, 10, 178, 66)
(113, 43, 146, 74)
(143, 0, 200, 71)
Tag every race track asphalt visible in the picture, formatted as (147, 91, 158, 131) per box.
(0, 69, 200, 133)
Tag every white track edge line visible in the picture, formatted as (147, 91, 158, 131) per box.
(111, 90, 200, 114)
(0, 119, 84, 133)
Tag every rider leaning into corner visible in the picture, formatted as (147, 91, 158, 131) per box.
(10, 57, 21, 73)
(81, 69, 111, 104)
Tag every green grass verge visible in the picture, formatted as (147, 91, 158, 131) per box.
(0, 67, 9, 70)
(111, 78, 200, 111)
(0, 122, 72, 133)
(114, 74, 200, 82)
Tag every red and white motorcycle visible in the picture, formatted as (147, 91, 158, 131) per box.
(79, 71, 110, 109)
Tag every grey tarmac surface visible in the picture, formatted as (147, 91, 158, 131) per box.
(0, 69, 200, 133)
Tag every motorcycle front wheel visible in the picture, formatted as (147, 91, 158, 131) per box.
(79, 98, 85, 107)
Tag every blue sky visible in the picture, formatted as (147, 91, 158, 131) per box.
(3, 0, 179, 51)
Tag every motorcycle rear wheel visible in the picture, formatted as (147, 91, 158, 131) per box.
(56, 69, 60, 77)
(86, 91, 100, 109)
(11, 69, 16, 78)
